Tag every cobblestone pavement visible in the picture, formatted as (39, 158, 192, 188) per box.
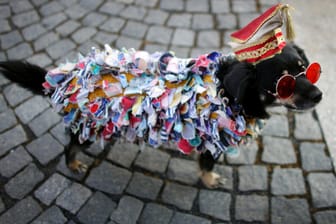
(1, 0, 336, 223)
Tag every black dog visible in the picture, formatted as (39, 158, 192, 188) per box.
(0, 43, 322, 188)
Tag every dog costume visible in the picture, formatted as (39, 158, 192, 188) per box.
(42, 4, 293, 160)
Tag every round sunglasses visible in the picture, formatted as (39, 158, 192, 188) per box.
(270, 62, 321, 99)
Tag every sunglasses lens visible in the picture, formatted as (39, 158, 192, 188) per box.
(277, 75, 296, 99)
(306, 62, 321, 84)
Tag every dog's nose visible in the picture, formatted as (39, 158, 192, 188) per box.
(310, 89, 322, 103)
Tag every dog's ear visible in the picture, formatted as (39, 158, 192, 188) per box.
(223, 62, 270, 119)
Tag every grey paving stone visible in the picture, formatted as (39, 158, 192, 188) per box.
(0, 95, 7, 113)
(14, 95, 50, 124)
(199, 190, 231, 221)
(144, 43, 168, 53)
(31, 206, 67, 224)
(216, 14, 237, 30)
(138, 203, 173, 224)
(34, 173, 72, 206)
(93, 31, 118, 46)
(107, 142, 139, 168)
(0, 146, 32, 178)
(197, 31, 220, 48)
(294, 112, 322, 140)
(110, 196, 143, 224)
(239, 165, 268, 191)
(56, 20, 81, 37)
(22, 24, 47, 41)
(39, 1, 65, 16)
(57, 153, 94, 181)
(120, 5, 147, 20)
(308, 173, 336, 208)
(0, 196, 42, 224)
(261, 114, 289, 137)
(41, 12, 67, 30)
(236, 194, 269, 222)
(170, 212, 211, 224)
(161, 182, 198, 210)
(0, 198, 4, 214)
(300, 142, 332, 171)
(146, 25, 173, 45)
(171, 28, 195, 47)
(262, 136, 297, 164)
(186, 0, 209, 12)
(86, 161, 132, 195)
(99, 1, 126, 16)
(160, 0, 184, 11)
(27, 53, 53, 68)
(210, 0, 230, 13)
(314, 210, 336, 224)
(28, 108, 61, 136)
(34, 32, 60, 51)
(82, 12, 108, 27)
(26, 133, 64, 165)
(72, 27, 97, 44)
(0, 109, 17, 133)
(10, 0, 33, 13)
(12, 10, 40, 28)
(126, 172, 163, 200)
(271, 168, 306, 196)
(78, 0, 105, 10)
(115, 36, 142, 50)
(271, 196, 311, 224)
(0, 125, 28, 157)
(84, 141, 104, 156)
(135, 0, 158, 7)
(213, 165, 233, 190)
(46, 39, 76, 60)
(50, 122, 70, 146)
(232, 0, 257, 13)
(31, 0, 49, 6)
(144, 9, 169, 25)
(56, 182, 92, 214)
(64, 4, 89, 19)
(7, 43, 33, 60)
(77, 192, 116, 224)
(0, 30, 23, 50)
(192, 14, 214, 30)
(121, 21, 148, 39)
(167, 157, 199, 185)
(167, 13, 192, 28)
(0, 5, 11, 19)
(227, 140, 258, 164)
(0, 20, 10, 33)
(5, 163, 44, 199)
(170, 46, 190, 58)
(135, 147, 170, 173)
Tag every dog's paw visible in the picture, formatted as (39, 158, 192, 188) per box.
(200, 171, 227, 189)
(68, 160, 88, 173)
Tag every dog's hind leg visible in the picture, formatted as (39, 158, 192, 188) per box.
(198, 151, 226, 188)
(65, 133, 91, 173)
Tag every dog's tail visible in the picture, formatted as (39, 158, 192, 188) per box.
(0, 61, 47, 95)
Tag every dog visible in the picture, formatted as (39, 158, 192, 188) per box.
(0, 42, 322, 188)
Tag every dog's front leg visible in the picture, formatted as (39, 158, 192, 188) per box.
(198, 151, 226, 188)
(64, 133, 90, 173)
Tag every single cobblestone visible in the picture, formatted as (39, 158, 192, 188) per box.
(227, 140, 259, 164)
(0, 30, 23, 50)
(192, 14, 214, 30)
(46, 39, 76, 60)
(107, 142, 139, 168)
(186, 0, 209, 12)
(235, 194, 269, 222)
(126, 172, 163, 200)
(271, 196, 311, 224)
(56, 20, 81, 37)
(0, 196, 42, 224)
(56, 182, 92, 214)
(26, 133, 64, 165)
(99, 1, 126, 16)
(135, 147, 170, 173)
(216, 14, 237, 30)
(0, 125, 28, 157)
(261, 114, 289, 137)
(49, 122, 70, 146)
(41, 12, 67, 30)
(77, 191, 116, 224)
(199, 190, 231, 221)
(262, 136, 297, 164)
(22, 24, 47, 41)
(171, 28, 195, 47)
(239, 165, 268, 191)
(5, 163, 44, 200)
(34, 173, 72, 206)
(197, 31, 220, 48)
(144, 9, 169, 25)
(210, 0, 230, 14)
(122, 20, 148, 39)
(39, 1, 65, 16)
(7, 43, 33, 60)
(72, 27, 97, 44)
(31, 205, 67, 224)
(170, 212, 211, 224)
(12, 10, 40, 28)
(146, 26, 173, 45)
(232, 0, 257, 13)
(110, 196, 143, 224)
(314, 210, 336, 224)
(167, 13, 192, 28)
(138, 203, 173, 224)
(9, 1, 33, 13)
(161, 182, 198, 210)
(0, 109, 17, 133)
(82, 12, 108, 27)
(86, 161, 132, 195)
(28, 108, 61, 136)
(120, 5, 147, 21)
(167, 157, 199, 185)
(160, 0, 184, 11)
(271, 168, 306, 195)
(294, 112, 322, 140)
(300, 142, 332, 171)
(308, 173, 336, 208)
(0, 146, 32, 178)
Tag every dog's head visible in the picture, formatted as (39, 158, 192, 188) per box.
(219, 43, 323, 118)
